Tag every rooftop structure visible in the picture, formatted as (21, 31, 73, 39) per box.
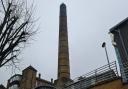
(109, 17, 128, 83)
(6, 66, 54, 89)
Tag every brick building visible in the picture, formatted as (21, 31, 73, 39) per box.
(1, 3, 128, 89)
(6, 66, 55, 89)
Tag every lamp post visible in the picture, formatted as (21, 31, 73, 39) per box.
(102, 42, 111, 70)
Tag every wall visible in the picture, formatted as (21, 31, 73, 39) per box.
(91, 79, 128, 89)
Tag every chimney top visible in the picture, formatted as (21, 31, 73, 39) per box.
(60, 3, 66, 16)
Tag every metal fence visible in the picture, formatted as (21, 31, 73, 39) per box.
(64, 61, 119, 89)
(119, 61, 128, 83)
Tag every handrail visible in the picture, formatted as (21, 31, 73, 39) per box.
(65, 61, 119, 89)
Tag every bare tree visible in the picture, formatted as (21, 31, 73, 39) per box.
(0, 0, 36, 68)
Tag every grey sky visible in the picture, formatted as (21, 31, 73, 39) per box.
(1, 0, 128, 85)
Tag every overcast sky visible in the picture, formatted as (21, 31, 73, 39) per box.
(1, 0, 128, 85)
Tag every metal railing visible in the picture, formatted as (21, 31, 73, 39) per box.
(64, 61, 119, 89)
(119, 61, 128, 83)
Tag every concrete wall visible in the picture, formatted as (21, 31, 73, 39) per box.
(91, 79, 128, 89)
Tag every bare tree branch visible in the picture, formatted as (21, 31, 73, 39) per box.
(0, 0, 6, 12)
(0, 0, 36, 68)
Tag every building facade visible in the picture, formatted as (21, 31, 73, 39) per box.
(6, 66, 55, 89)
(3, 62, 128, 89)
(109, 17, 128, 83)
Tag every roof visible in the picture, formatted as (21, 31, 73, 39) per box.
(35, 85, 55, 89)
(110, 17, 128, 32)
(36, 77, 53, 85)
(24, 65, 37, 72)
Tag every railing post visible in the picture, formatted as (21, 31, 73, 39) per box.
(95, 69, 97, 84)
(115, 61, 119, 76)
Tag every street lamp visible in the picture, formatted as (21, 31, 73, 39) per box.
(102, 42, 111, 70)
